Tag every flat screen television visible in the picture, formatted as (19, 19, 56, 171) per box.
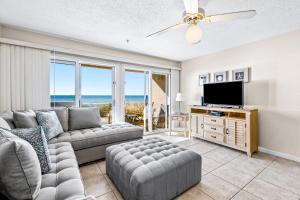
(203, 81, 244, 107)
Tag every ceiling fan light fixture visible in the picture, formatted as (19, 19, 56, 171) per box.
(146, 0, 256, 43)
(185, 24, 202, 44)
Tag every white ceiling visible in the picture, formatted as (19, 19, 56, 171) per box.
(0, 0, 300, 61)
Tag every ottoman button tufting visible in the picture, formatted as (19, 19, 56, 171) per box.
(106, 137, 202, 200)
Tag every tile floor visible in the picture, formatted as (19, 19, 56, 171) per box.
(80, 133, 300, 200)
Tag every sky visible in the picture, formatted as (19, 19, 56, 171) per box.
(50, 63, 145, 96)
(125, 71, 146, 95)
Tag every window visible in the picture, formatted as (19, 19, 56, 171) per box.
(50, 60, 76, 108)
(49, 58, 173, 130)
(80, 64, 114, 124)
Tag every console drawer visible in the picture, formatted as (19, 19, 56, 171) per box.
(204, 124, 224, 134)
(204, 116, 224, 126)
(204, 131, 224, 143)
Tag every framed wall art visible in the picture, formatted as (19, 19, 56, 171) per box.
(199, 73, 210, 86)
(232, 68, 250, 82)
(214, 71, 228, 83)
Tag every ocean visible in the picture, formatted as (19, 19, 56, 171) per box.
(51, 95, 145, 104)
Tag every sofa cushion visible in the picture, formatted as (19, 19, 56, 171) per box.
(69, 107, 101, 130)
(35, 142, 85, 200)
(11, 127, 52, 174)
(36, 111, 64, 140)
(13, 110, 38, 128)
(0, 128, 42, 200)
(0, 112, 15, 129)
(0, 117, 11, 130)
(53, 108, 69, 132)
(48, 123, 143, 151)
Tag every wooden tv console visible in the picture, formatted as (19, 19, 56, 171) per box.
(189, 106, 258, 156)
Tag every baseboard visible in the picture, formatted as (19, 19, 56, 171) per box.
(258, 146, 300, 163)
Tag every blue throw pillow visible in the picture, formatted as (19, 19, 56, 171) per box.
(36, 111, 63, 141)
(11, 126, 51, 174)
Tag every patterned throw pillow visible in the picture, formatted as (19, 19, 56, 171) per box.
(11, 126, 51, 174)
(36, 111, 64, 140)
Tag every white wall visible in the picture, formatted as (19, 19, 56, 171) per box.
(181, 30, 300, 159)
(0, 25, 179, 69)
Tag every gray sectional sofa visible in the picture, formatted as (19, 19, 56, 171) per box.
(49, 123, 143, 164)
(0, 108, 144, 200)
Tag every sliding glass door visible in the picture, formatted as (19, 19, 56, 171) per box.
(124, 69, 149, 131)
(80, 64, 114, 124)
(124, 68, 169, 134)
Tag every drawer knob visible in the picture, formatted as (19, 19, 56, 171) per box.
(211, 127, 216, 130)
(226, 128, 229, 134)
(211, 135, 217, 139)
(211, 119, 216, 122)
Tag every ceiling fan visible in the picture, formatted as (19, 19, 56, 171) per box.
(146, 0, 256, 44)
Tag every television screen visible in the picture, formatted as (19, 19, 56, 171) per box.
(203, 81, 244, 106)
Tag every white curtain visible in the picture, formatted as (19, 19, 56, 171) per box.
(0, 43, 51, 112)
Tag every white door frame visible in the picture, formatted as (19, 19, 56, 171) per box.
(147, 70, 152, 133)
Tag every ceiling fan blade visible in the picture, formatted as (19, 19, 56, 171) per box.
(205, 10, 256, 23)
(199, 0, 209, 6)
(146, 23, 186, 39)
(183, 0, 198, 14)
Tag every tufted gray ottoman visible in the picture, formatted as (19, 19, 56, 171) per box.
(106, 137, 202, 200)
